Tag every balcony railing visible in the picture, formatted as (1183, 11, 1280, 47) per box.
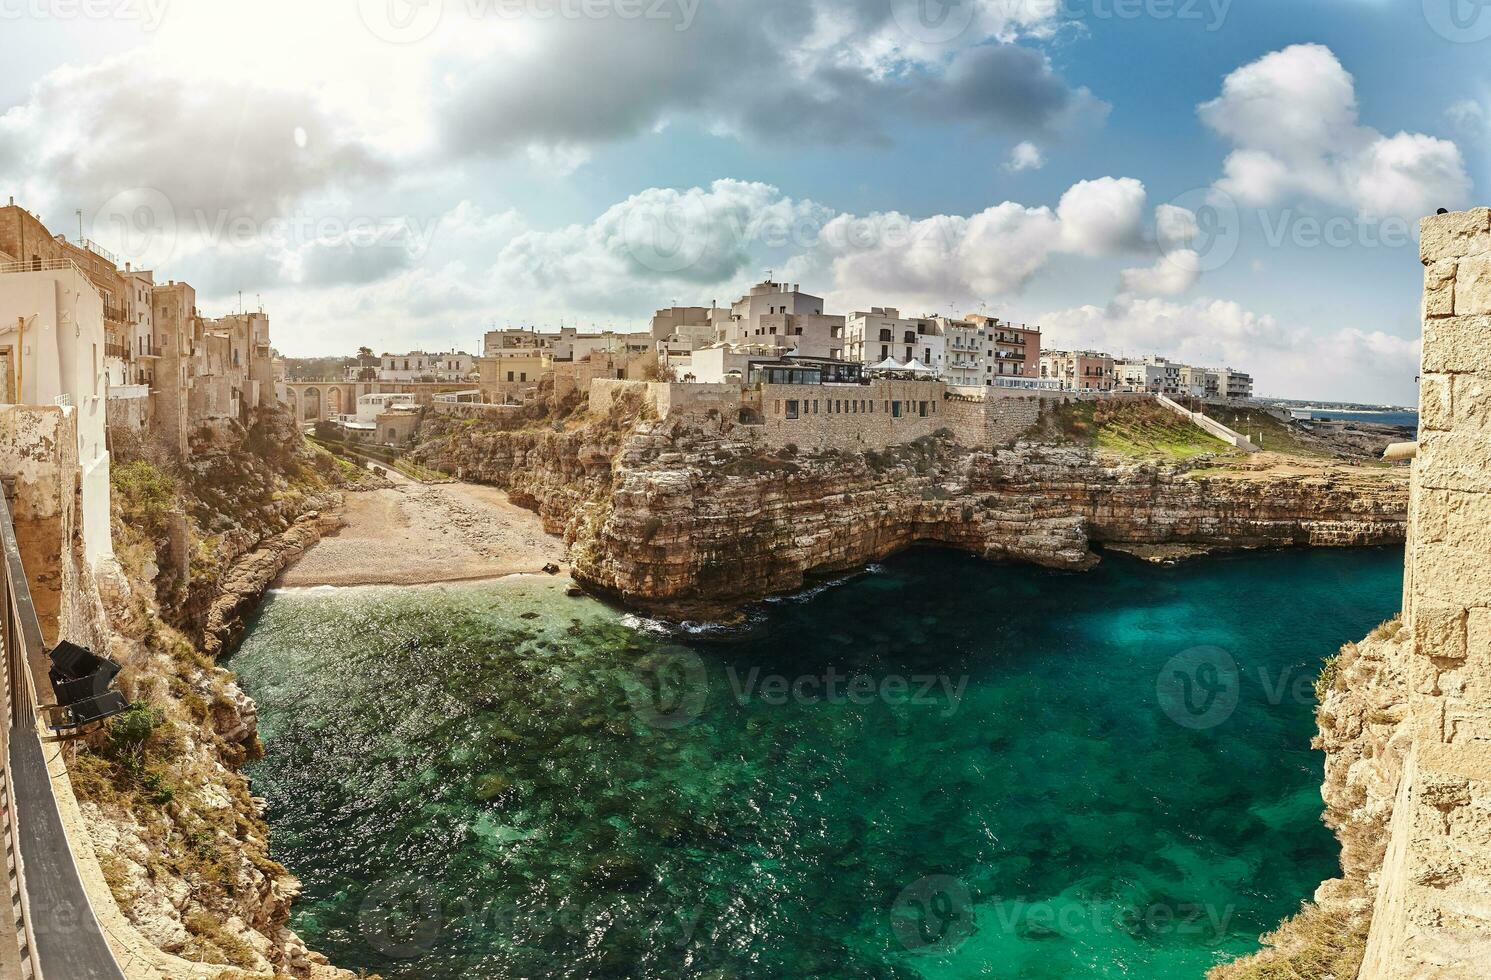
(0, 257, 87, 277)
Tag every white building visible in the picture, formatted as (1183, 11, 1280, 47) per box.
(939, 318, 988, 387)
(0, 257, 113, 565)
(844, 308, 945, 374)
(375, 350, 475, 382)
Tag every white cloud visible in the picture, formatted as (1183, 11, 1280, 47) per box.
(1057, 177, 1148, 255)
(1200, 44, 1470, 220)
(1446, 99, 1487, 137)
(0, 57, 385, 224)
(1119, 252, 1200, 296)
(1006, 141, 1045, 172)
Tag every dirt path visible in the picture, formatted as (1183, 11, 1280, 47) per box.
(279, 469, 568, 587)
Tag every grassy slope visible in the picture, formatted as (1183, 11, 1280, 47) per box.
(1041, 401, 1237, 461)
(1206, 406, 1334, 459)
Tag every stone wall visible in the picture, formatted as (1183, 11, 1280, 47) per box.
(754, 379, 947, 451)
(0, 404, 92, 647)
(1355, 207, 1491, 976)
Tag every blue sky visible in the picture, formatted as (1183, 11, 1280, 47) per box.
(2, 0, 1487, 402)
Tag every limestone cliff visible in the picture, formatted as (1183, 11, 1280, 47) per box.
(413, 398, 1407, 618)
(66, 411, 362, 979)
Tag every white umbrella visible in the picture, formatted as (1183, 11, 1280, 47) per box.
(902, 358, 934, 373)
(870, 357, 903, 370)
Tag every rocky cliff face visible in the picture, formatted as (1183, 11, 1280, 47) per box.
(69, 411, 361, 979)
(415, 404, 1407, 618)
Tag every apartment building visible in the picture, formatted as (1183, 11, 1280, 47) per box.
(722, 281, 845, 359)
(845, 308, 944, 373)
(965, 314, 1040, 380)
(1215, 367, 1254, 399)
(1177, 364, 1219, 399)
(483, 327, 550, 356)
(935, 318, 982, 387)
(375, 350, 476, 382)
(1041, 350, 1116, 391)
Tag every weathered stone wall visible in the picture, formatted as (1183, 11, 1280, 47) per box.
(0, 404, 85, 645)
(1355, 207, 1491, 976)
(942, 392, 1047, 447)
(754, 379, 946, 451)
(1217, 207, 1491, 980)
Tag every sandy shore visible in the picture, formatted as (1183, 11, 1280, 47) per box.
(279, 469, 568, 587)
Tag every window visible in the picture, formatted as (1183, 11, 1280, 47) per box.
(520, 372, 528, 382)
(918, 401, 928, 417)
(507, 371, 515, 382)
(786, 400, 799, 419)
(892, 401, 902, 418)
(880, 345, 889, 359)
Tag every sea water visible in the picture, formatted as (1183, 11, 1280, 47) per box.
(233, 546, 1403, 979)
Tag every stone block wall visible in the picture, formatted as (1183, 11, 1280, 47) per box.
(755, 379, 947, 452)
(1358, 207, 1491, 977)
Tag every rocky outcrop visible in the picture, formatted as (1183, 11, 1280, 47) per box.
(415, 405, 1407, 618)
(66, 410, 361, 979)
(200, 508, 342, 658)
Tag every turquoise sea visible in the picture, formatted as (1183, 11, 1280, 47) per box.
(233, 546, 1403, 979)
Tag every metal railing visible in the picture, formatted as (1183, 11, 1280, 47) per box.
(0, 486, 128, 980)
(0, 258, 87, 278)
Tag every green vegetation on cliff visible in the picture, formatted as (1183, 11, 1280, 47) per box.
(1038, 400, 1231, 460)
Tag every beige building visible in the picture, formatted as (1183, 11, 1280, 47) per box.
(1041, 350, 1117, 392)
(720, 281, 846, 359)
(479, 348, 552, 404)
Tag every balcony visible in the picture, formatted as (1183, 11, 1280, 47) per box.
(104, 342, 129, 360)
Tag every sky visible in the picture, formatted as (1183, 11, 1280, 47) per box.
(2, 0, 1487, 403)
